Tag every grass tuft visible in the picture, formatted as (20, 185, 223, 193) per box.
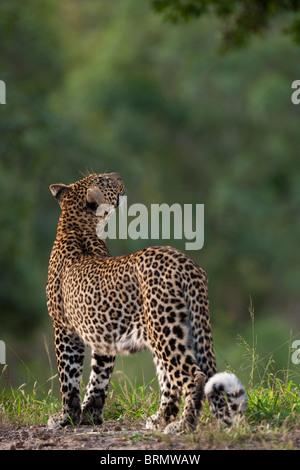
(105, 374, 159, 422)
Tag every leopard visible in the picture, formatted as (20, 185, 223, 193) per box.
(46, 172, 247, 433)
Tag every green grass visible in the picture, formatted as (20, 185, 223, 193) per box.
(0, 367, 60, 426)
(0, 364, 160, 427)
(1, 367, 300, 449)
(105, 375, 159, 421)
(1, 367, 299, 428)
(1, 375, 299, 450)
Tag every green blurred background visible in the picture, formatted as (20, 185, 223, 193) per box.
(0, 0, 299, 397)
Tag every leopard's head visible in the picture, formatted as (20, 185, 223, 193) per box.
(50, 172, 125, 233)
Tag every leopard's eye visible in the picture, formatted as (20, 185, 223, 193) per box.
(97, 176, 109, 185)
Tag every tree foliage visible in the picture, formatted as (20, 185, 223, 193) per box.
(0, 0, 65, 334)
(151, 0, 300, 50)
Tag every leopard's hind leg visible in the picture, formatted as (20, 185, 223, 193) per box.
(153, 347, 206, 434)
(146, 355, 182, 430)
(146, 299, 206, 433)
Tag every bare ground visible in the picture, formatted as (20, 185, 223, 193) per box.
(0, 419, 299, 451)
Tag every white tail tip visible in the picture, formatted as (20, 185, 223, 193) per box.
(205, 372, 247, 422)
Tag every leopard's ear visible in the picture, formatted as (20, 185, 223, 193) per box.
(49, 184, 72, 207)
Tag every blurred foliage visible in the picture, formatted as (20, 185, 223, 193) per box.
(152, 0, 300, 51)
(0, 0, 65, 334)
(0, 0, 299, 384)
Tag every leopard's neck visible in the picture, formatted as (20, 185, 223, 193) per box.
(51, 212, 111, 267)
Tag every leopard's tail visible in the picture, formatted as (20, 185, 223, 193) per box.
(204, 372, 247, 424)
(184, 263, 247, 424)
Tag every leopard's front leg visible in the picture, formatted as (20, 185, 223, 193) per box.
(47, 322, 85, 429)
(81, 352, 115, 425)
